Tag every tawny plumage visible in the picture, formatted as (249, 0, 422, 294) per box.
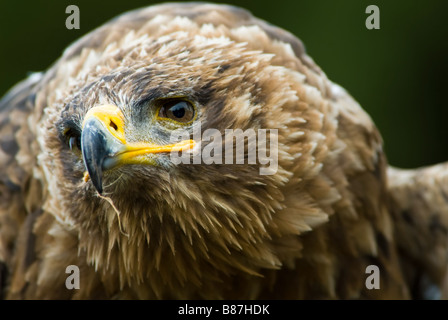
(1, 2, 447, 299)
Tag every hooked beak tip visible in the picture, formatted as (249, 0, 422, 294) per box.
(81, 117, 108, 194)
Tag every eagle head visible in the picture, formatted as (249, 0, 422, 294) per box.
(37, 3, 334, 298)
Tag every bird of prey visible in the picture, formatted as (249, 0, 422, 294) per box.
(1, 2, 447, 300)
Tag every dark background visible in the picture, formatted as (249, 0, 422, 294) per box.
(0, 0, 447, 168)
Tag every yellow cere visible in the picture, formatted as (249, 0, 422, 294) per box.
(82, 104, 127, 144)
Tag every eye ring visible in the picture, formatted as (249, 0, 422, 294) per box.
(156, 99, 196, 124)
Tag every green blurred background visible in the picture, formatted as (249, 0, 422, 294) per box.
(0, 0, 447, 168)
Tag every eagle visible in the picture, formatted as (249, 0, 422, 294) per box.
(1, 2, 447, 300)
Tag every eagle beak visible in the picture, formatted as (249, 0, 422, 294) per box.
(80, 105, 195, 194)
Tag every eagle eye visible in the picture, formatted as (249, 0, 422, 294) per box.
(63, 128, 81, 151)
(157, 99, 195, 124)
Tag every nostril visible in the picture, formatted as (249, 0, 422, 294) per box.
(110, 120, 118, 131)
